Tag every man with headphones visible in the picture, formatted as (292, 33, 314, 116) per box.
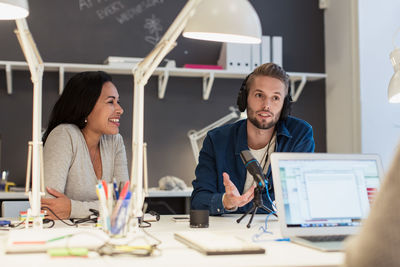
(191, 63, 315, 215)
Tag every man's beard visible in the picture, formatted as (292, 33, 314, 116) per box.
(247, 108, 279, 130)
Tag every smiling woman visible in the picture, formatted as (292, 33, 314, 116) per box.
(41, 71, 129, 220)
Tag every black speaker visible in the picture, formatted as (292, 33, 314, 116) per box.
(236, 74, 292, 120)
(190, 210, 209, 228)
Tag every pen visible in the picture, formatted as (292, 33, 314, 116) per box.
(118, 181, 130, 202)
(111, 191, 131, 235)
(274, 238, 290, 242)
(97, 183, 110, 231)
(46, 234, 73, 243)
(107, 182, 113, 213)
(102, 180, 108, 199)
(13, 234, 74, 245)
(111, 181, 130, 226)
(118, 181, 125, 195)
(113, 178, 119, 200)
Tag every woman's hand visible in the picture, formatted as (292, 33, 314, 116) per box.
(41, 187, 71, 220)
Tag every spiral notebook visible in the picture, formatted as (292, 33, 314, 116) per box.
(174, 231, 265, 255)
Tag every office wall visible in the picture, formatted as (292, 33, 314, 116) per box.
(325, 0, 400, 170)
(359, 0, 400, 170)
(0, 0, 326, 187)
(324, 0, 361, 154)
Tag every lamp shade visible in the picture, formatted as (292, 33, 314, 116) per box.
(0, 0, 29, 20)
(183, 0, 262, 44)
(388, 48, 400, 103)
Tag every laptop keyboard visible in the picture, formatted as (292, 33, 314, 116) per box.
(301, 235, 348, 242)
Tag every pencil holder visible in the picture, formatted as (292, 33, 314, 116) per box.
(109, 198, 130, 236)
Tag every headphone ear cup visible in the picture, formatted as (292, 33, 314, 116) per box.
(280, 95, 292, 120)
(236, 86, 247, 112)
(237, 74, 252, 112)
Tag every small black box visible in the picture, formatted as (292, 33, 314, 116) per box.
(190, 209, 209, 228)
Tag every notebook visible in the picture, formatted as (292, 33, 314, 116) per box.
(270, 153, 383, 252)
(174, 231, 265, 255)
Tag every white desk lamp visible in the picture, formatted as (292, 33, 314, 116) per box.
(0, 0, 45, 228)
(130, 0, 262, 222)
(187, 107, 240, 164)
(389, 47, 400, 103)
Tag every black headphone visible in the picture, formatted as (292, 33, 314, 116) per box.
(236, 73, 292, 120)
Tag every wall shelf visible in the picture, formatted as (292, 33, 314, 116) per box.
(0, 60, 326, 101)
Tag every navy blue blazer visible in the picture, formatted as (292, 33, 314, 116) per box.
(191, 116, 315, 215)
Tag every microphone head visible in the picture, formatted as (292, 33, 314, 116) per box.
(240, 150, 266, 189)
(240, 150, 253, 165)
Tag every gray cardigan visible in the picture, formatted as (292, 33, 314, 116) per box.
(43, 124, 129, 218)
(344, 142, 400, 266)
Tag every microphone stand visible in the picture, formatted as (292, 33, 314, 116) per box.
(236, 185, 277, 228)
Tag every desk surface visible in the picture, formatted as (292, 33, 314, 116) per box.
(0, 192, 28, 199)
(147, 188, 192, 197)
(0, 214, 344, 267)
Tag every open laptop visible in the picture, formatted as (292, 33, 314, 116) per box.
(270, 153, 383, 252)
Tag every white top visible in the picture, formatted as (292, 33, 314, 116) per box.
(43, 124, 129, 218)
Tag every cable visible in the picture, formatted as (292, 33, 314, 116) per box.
(142, 228, 162, 246)
(38, 207, 161, 256)
(41, 207, 99, 227)
(37, 208, 161, 257)
(43, 218, 55, 228)
(70, 209, 99, 225)
(10, 219, 25, 229)
(252, 185, 277, 242)
(41, 206, 76, 226)
(139, 219, 151, 228)
(265, 182, 277, 211)
(96, 228, 161, 257)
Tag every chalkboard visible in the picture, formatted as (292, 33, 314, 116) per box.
(0, 0, 326, 189)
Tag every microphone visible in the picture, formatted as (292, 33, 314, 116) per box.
(240, 150, 266, 189)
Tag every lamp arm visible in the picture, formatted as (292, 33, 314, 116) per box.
(188, 107, 239, 140)
(14, 18, 44, 228)
(129, 0, 203, 220)
(187, 107, 239, 164)
(15, 19, 43, 81)
(134, 0, 202, 85)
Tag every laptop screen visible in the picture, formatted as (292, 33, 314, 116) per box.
(277, 158, 381, 228)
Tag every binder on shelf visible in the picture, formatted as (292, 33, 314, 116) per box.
(218, 43, 252, 71)
(272, 36, 283, 67)
(183, 64, 223, 70)
(251, 44, 261, 69)
(261, 36, 271, 65)
(241, 44, 251, 71)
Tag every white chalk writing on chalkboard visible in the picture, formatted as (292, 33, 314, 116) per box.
(77, 0, 166, 45)
(144, 14, 162, 45)
(78, 0, 165, 25)
(96, 1, 125, 20)
(79, 0, 113, 10)
(116, 0, 164, 24)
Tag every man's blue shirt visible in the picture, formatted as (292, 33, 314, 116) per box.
(191, 116, 315, 215)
